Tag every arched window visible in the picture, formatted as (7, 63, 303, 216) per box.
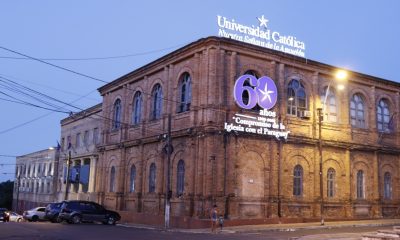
(109, 166, 116, 192)
(377, 99, 391, 132)
(293, 165, 303, 196)
(321, 87, 337, 122)
(178, 73, 192, 113)
(130, 165, 136, 193)
(356, 170, 364, 199)
(384, 172, 392, 199)
(149, 163, 156, 193)
(287, 79, 307, 117)
(350, 94, 365, 128)
(176, 160, 185, 196)
(132, 91, 142, 125)
(151, 84, 163, 120)
(112, 99, 122, 129)
(327, 168, 336, 198)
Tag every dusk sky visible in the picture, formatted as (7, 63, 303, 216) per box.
(0, 0, 399, 182)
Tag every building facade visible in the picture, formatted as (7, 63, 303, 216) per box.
(94, 36, 400, 227)
(14, 37, 400, 227)
(13, 148, 59, 212)
(57, 103, 102, 203)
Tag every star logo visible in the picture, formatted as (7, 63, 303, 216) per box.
(258, 15, 269, 28)
(259, 82, 274, 103)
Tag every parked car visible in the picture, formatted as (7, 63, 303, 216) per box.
(7, 211, 23, 222)
(0, 208, 9, 222)
(59, 201, 120, 225)
(23, 207, 46, 222)
(45, 202, 63, 223)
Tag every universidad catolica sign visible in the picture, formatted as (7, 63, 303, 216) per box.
(217, 15, 306, 58)
(224, 74, 290, 139)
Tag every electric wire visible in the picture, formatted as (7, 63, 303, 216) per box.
(0, 43, 185, 61)
(0, 46, 108, 84)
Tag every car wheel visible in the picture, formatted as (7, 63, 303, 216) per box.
(17, 218, 22, 222)
(32, 216, 39, 222)
(55, 215, 62, 223)
(71, 215, 81, 224)
(106, 216, 116, 225)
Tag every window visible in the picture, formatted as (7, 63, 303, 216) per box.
(293, 165, 303, 196)
(321, 87, 337, 122)
(83, 130, 89, 147)
(61, 138, 65, 151)
(327, 168, 335, 198)
(112, 99, 122, 130)
(48, 163, 52, 175)
(377, 99, 391, 132)
(132, 91, 142, 125)
(151, 84, 163, 120)
(350, 94, 366, 128)
(109, 166, 116, 192)
(178, 73, 192, 113)
(287, 79, 307, 117)
(177, 160, 185, 196)
(93, 128, 100, 145)
(356, 170, 364, 199)
(384, 172, 392, 199)
(67, 136, 71, 149)
(38, 164, 41, 176)
(130, 165, 136, 193)
(47, 182, 51, 194)
(76, 133, 81, 148)
(149, 163, 156, 193)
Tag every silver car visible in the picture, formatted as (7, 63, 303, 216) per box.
(23, 207, 46, 222)
(8, 211, 23, 222)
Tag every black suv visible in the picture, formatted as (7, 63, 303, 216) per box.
(0, 208, 8, 222)
(45, 202, 63, 223)
(59, 201, 120, 225)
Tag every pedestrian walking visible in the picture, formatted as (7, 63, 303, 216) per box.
(210, 205, 218, 233)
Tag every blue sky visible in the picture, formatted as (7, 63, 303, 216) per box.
(0, 0, 399, 182)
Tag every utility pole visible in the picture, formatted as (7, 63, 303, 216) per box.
(15, 174, 21, 213)
(317, 108, 324, 226)
(64, 151, 71, 200)
(164, 114, 172, 229)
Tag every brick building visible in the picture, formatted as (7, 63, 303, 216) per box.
(82, 37, 400, 227)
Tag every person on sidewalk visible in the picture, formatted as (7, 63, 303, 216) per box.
(210, 205, 218, 233)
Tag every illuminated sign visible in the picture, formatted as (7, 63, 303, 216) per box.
(234, 74, 277, 110)
(225, 75, 290, 139)
(217, 15, 306, 57)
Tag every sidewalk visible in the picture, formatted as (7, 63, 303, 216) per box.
(118, 219, 400, 234)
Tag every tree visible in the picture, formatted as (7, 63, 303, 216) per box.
(0, 180, 14, 209)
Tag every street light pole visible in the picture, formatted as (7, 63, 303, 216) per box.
(15, 174, 21, 213)
(164, 114, 172, 229)
(317, 107, 324, 226)
(317, 69, 347, 226)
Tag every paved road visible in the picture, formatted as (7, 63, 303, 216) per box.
(0, 221, 394, 240)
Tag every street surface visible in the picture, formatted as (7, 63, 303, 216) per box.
(0, 221, 395, 240)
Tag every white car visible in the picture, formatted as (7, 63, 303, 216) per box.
(8, 211, 23, 222)
(23, 207, 46, 222)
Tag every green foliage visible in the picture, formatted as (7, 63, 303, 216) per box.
(0, 180, 14, 209)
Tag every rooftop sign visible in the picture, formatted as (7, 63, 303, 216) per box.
(217, 15, 306, 57)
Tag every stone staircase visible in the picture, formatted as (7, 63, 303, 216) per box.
(362, 226, 400, 239)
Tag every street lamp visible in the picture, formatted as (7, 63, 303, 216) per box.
(318, 69, 347, 226)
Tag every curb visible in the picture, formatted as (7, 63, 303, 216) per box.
(117, 221, 400, 234)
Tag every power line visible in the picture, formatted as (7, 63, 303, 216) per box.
(0, 43, 185, 61)
(0, 46, 108, 84)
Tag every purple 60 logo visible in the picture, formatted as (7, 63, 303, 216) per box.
(233, 74, 278, 110)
